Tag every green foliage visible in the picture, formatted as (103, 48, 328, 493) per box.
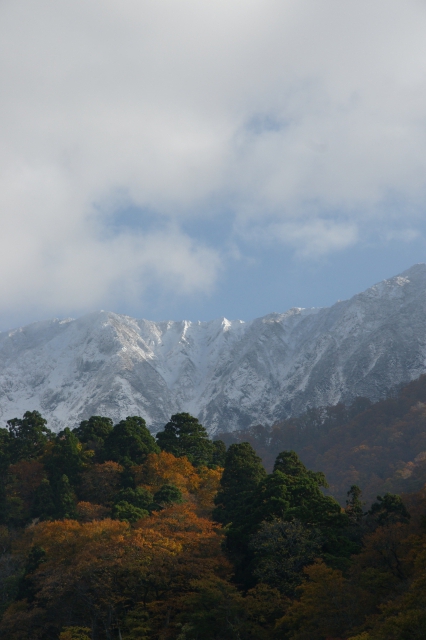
(104, 416, 159, 465)
(211, 439, 227, 467)
(16, 545, 46, 602)
(249, 519, 322, 595)
(346, 485, 365, 523)
(114, 486, 153, 511)
(44, 428, 89, 486)
(55, 474, 78, 520)
(156, 412, 214, 467)
(112, 501, 149, 523)
(2, 399, 426, 640)
(176, 577, 246, 640)
(122, 605, 151, 639)
(213, 442, 266, 526)
(0, 428, 11, 470)
(7, 411, 52, 463)
(72, 415, 113, 460)
(153, 483, 183, 507)
(368, 493, 411, 526)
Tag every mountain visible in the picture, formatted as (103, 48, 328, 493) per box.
(1, 264, 426, 433)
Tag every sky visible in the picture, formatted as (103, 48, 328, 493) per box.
(1, 0, 426, 329)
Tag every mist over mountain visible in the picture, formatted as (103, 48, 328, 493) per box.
(1, 264, 426, 433)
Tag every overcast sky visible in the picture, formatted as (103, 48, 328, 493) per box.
(1, 0, 426, 329)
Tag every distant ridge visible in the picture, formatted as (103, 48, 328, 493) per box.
(1, 264, 426, 433)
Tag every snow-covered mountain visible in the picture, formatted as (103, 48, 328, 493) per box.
(1, 264, 426, 434)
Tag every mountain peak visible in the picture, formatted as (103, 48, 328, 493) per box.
(1, 265, 426, 433)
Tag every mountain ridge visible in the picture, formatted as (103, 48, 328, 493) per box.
(1, 263, 426, 433)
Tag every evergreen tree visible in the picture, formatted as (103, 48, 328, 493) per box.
(211, 439, 227, 467)
(17, 545, 46, 602)
(7, 411, 52, 463)
(104, 416, 159, 465)
(156, 413, 213, 467)
(55, 474, 77, 520)
(44, 428, 88, 486)
(0, 428, 12, 523)
(249, 518, 323, 595)
(112, 501, 149, 523)
(32, 478, 56, 521)
(345, 485, 364, 524)
(213, 442, 266, 526)
(72, 416, 113, 461)
(114, 486, 153, 511)
(368, 493, 410, 526)
(152, 483, 183, 507)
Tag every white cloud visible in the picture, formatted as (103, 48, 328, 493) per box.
(1, 0, 426, 322)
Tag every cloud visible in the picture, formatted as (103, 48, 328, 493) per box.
(1, 0, 426, 323)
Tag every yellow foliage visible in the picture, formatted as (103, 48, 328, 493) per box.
(135, 451, 200, 493)
(193, 466, 223, 513)
(59, 627, 91, 640)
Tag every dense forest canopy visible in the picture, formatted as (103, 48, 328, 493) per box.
(1, 380, 426, 638)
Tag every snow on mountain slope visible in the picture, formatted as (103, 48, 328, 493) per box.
(1, 264, 426, 433)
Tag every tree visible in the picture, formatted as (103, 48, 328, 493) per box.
(104, 417, 159, 466)
(156, 413, 213, 467)
(114, 487, 153, 511)
(32, 478, 56, 521)
(135, 451, 200, 494)
(249, 518, 322, 595)
(7, 411, 52, 463)
(211, 440, 227, 467)
(346, 485, 364, 524)
(44, 428, 90, 487)
(277, 560, 367, 639)
(112, 502, 149, 523)
(213, 443, 266, 526)
(80, 462, 124, 506)
(152, 483, 183, 508)
(55, 474, 78, 520)
(368, 493, 410, 527)
(72, 416, 113, 461)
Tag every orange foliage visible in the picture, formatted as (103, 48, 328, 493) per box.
(76, 501, 110, 522)
(135, 451, 200, 493)
(15, 508, 227, 638)
(193, 466, 223, 514)
(278, 560, 367, 640)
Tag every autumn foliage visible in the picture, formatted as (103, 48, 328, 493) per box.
(2, 403, 426, 638)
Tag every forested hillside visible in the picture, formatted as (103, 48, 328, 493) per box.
(1, 409, 426, 638)
(220, 374, 426, 504)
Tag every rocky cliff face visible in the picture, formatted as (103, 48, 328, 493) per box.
(1, 264, 426, 433)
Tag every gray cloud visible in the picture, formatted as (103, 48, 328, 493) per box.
(1, 0, 426, 322)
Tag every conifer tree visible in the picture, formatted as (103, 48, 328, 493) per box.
(7, 411, 52, 462)
(104, 416, 159, 465)
(44, 428, 88, 487)
(32, 477, 56, 521)
(156, 413, 213, 467)
(213, 442, 266, 525)
(55, 474, 77, 519)
(72, 416, 113, 461)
